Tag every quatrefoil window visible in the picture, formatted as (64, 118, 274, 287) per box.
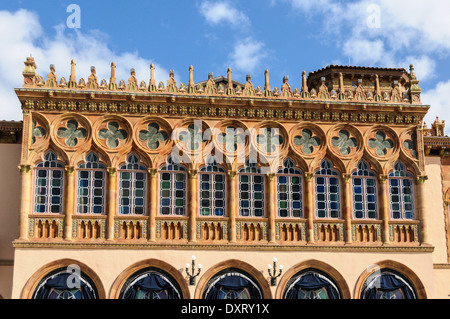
(56, 119, 87, 147)
(31, 119, 46, 145)
(293, 129, 321, 155)
(138, 122, 168, 150)
(217, 126, 246, 152)
(178, 124, 208, 151)
(331, 130, 358, 156)
(256, 127, 283, 153)
(98, 121, 128, 148)
(368, 131, 394, 156)
(403, 133, 417, 158)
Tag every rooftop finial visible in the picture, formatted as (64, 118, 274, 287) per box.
(22, 56, 37, 87)
(148, 63, 156, 92)
(68, 59, 77, 88)
(264, 69, 272, 97)
(188, 65, 195, 93)
(300, 70, 309, 98)
(108, 62, 117, 90)
(226, 67, 235, 95)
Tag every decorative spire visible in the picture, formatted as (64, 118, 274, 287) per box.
(86, 66, 98, 89)
(108, 62, 117, 90)
(281, 75, 292, 97)
(226, 68, 235, 95)
(338, 72, 346, 100)
(148, 63, 157, 92)
(68, 59, 77, 89)
(45, 64, 57, 87)
(166, 69, 177, 93)
(409, 63, 422, 104)
(374, 74, 382, 101)
(126, 68, 138, 91)
(22, 57, 37, 87)
(244, 74, 254, 96)
(300, 71, 309, 98)
(188, 65, 195, 93)
(264, 69, 272, 97)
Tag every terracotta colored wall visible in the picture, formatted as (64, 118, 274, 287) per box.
(0, 143, 21, 298)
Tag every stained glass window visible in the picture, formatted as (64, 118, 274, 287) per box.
(160, 157, 187, 216)
(203, 269, 263, 299)
(388, 162, 415, 219)
(314, 159, 340, 218)
(277, 158, 303, 218)
(352, 161, 377, 219)
(77, 152, 106, 214)
(34, 151, 64, 214)
(119, 154, 147, 215)
(284, 269, 341, 299)
(199, 159, 226, 216)
(361, 269, 416, 299)
(238, 160, 265, 217)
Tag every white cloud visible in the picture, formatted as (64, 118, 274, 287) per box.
(198, 1, 250, 27)
(0, 9, 169, 121)
(228, 37, 267, 74)
(422, 80, 450, 136)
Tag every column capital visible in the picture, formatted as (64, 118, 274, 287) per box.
(64, 165, 75, 175)
(148, 168, 158, 176)
(415, 175, 428, 185)
(107, 167, 117, 176)
(227, 170, 237, 178)
(266, 173, 276, 181)
(188, 169, 198, 178)
(341, 173, 351, 183)
(378, 174, 388, 184)
(304, 172, 314, 182)
(18, 164, 31, 174)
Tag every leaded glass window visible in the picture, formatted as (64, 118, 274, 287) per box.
(314, 159, 340, 218)
(199, 159, 226, 216)
(77, 152, 106, 214)
(238, 160, 265, 217)
(34, 151, 64, 214)
(119, 154, 147, 215)
(203, 269, 263, 299)
(352, 161, 377, 219)
(361, 269, 416, 299)
(389, 162, 415, 219)
(277, 158, 303, 218)
(159, 157, 187, 216)
(284, 270, 341, 299)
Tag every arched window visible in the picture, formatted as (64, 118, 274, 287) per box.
(361, 269, 416, 299)
(284, 269, 341, 299)
(119, 267, 182, 299)
(238, 160, 265, 217)
(160, 157, 187, 216)
(389, 162, 415, 219)
(77, 152, 106, 214)
(34, 151, 64, 214)
(277, 158, 303, 218)
(119, 154, 147, 215)
(314, 159, 340, 218)
(352, 161, 377, 219)
(199, 159, 226, 216)
(203, 269, 262, 299)
(33, 267, 98, 299)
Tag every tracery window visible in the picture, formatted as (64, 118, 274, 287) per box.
(277, 158, 303, 218)
(159, 157, 187, 216)
(119, 267, 182, 299)
(203, 269, 263, 299)
(284, 269, 341, 299)
(33, 267, 98, 299)
(199, 159, 226, 216)
(34, 151, 64, 214)
(77, 152, 106, 214)
(388, 162, 415, 219)
(238, 160, 265, 217)
(352, 161, 377, 219)
(119, 154, 146, 215)
(314, 159, 340, 218)
(360, 269, 416, 299)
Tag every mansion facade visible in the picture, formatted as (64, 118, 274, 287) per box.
(0, 57, 449, 299)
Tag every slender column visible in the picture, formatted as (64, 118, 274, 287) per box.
(188, 169, 198, 242)
(304, 173, 315, 244)
(378, 174, 390, 245)
(415, 175, 429, 245)
(342, 174, 353, 244)
(64, 166, 75, 241)
(148, 168, 158, 242)
(18, 164, 32, 241)
(106, 167, 117, 241)
(267, 173, 277, 243)
(227, 171, 237, 243)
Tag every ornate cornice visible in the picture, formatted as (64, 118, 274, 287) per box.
(12, 239, 434, 252)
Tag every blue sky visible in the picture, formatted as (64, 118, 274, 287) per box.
(1, 0, 450, 132)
